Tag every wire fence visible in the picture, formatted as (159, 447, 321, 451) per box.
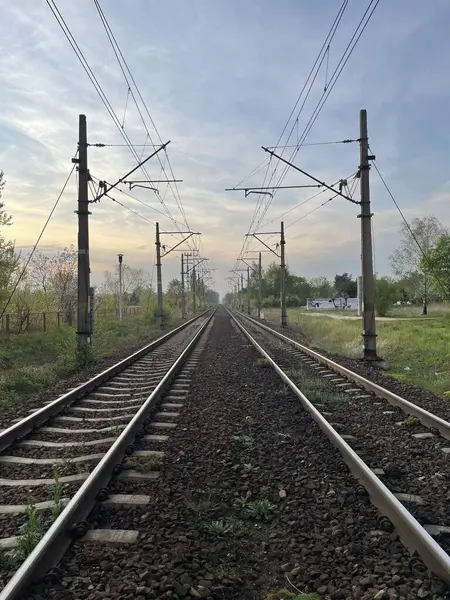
(0, 306, 142, 335)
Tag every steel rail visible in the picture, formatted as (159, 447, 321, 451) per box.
(0, 309, 211, 453)
(228, 310, 450, 584)
(234, 311, 450, 441)
(0, 310, 215, 600)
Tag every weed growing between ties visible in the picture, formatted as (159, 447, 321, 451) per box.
(255, 357, 271, 368)
(204, 517, 247, 537)
(185, 488, 220, 518)
(402, 415, 421, 426)
(4, 497, 45, 567)
(264, 590, 321, 600)
(125, 454, 163, 472)
(51, 467, 66, 519)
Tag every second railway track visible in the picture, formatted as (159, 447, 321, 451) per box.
(230, 310, 450, 586)
(0, 310, 215, 598)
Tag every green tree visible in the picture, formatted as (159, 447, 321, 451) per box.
(334, 272, 357, 298)
(374, 277, 399, 317)
(390, 215, 446, 314)
(421, 233, 450, 302)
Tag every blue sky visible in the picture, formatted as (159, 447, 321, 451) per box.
(1, 0, 450, 296)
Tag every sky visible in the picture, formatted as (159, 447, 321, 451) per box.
(1, 0, 450, 298)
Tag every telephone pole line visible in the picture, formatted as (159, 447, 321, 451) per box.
(192, 266, 197, 314)
(74, 114, 91, 359)
(155, 222, 163, 328)
(258, 252, 262, 319)
(118, 254, 123, 320)
(245, 222, 287, 327)
(359, 109, 378, 360)
(181, 253, 186, 318)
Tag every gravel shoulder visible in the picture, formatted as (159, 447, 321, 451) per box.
(26, 310, 449, 600)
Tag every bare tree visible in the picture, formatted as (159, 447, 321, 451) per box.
(101, 265, 149, 314)
(27, 246, 77, 322)
(390, 216, 446, 314)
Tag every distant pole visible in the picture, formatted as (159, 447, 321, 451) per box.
(118, 254, 123, 321)
(247, 266, 251, 315)
(258, 252, 262, 319)
(192, 266, 197, 314)
(240, 273, 244, 311)
(155, 222, 164, 328)
(76, 114, 91, 357)
(181, 253, 186, 318)
(359, 109, 377, 359)
(280, 221, 287, 327)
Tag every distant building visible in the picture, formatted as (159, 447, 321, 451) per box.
(307, 297, 358, 310)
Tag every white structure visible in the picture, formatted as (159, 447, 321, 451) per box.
(307, 297, 358, 310)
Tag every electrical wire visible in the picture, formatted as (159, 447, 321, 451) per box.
(259, 0, 380, 225)
(92, 0, 191, 238)
(0, 163, 76, 319)
(233, 0, 349, 270)
(369, 151, 450, 300)
(46, 0, 182, 238)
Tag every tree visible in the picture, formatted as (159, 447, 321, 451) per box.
(334, 273, 357, 298)
(101, 265, 149, 314)
(374, 277, 399, 317)
(390, 216, 446, 314)
(28, 247, 78, 322)
(421, 233, 450, 302)
(307, 276, 333, 299)
(0, 171, 20, 310)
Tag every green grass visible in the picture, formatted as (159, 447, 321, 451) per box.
(0, 313, 183, 414)
(266, 308, 450, 397)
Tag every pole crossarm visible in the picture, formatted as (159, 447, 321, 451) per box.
(92, 141, 170, 203)
(225, 184, 322, 198)
(245, 233, 280, 258)
(239, 258, 259, 274)
(161, 233, 197, 257)
(262, 146, 361, 206)
(186, 258, 208, 273)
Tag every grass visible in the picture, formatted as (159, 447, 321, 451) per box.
(204, 517, 246, 537)
(4, 497, 45, 567)
(0, 312, 183, 415)
(125, 454, 163, 471)
(264, 591, 321, 600)
(246, 499, 276, 521)
(266, 307, 450, 397)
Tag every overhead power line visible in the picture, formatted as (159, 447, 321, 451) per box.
(0, 162, 76, 320)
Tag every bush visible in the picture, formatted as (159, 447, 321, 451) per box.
(375, 277, 398, 317)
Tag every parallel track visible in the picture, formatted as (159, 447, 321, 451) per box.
(0, 310, 215, 599)
(230, 309, 450, 585)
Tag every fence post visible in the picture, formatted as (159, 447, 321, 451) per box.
(42, 312, 47, 332)
(5, 315, 10, 334)
(57, 312, 61, 327)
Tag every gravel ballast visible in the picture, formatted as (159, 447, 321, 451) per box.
(24, 310, 450, 600)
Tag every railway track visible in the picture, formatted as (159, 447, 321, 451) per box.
(0, 310, 215, 599)
(230, 310, 450, 586)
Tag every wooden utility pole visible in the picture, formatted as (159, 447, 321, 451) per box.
(181, 253, 186, 318)
(258, 252, 262, 319)
(75, 114, 91, 357)
(359, 109, 377, 359)
(118, 254, 123, 320)
(155, 222, 164, 328)
(280, 221, 287, 327)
